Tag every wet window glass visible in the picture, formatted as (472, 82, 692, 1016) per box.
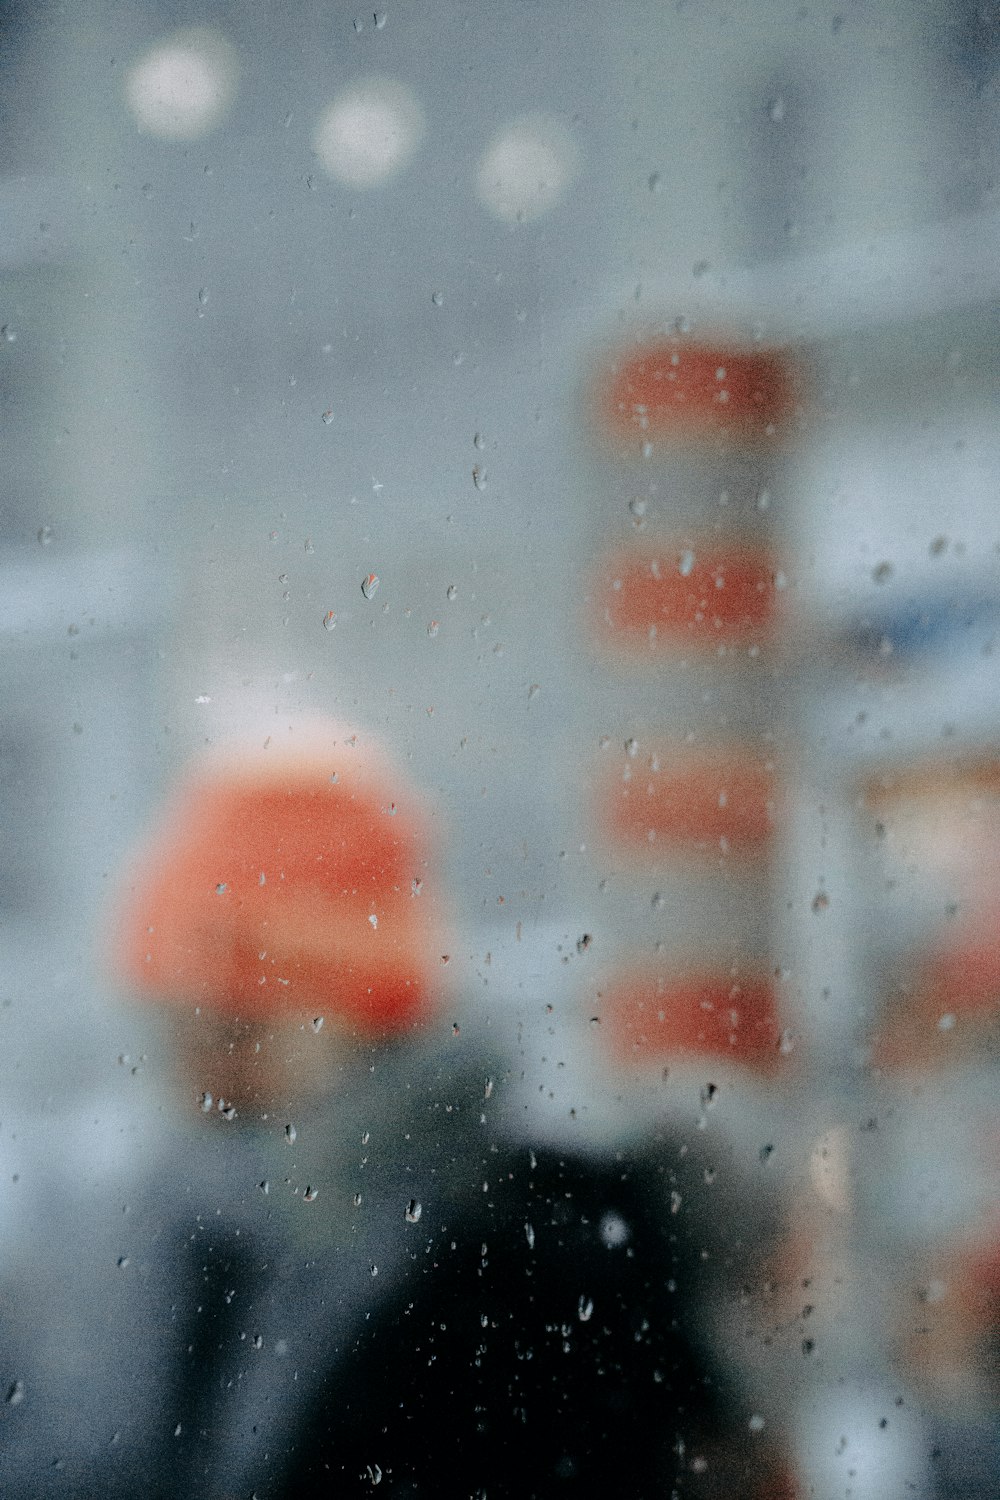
(2, 4, 998, 1497)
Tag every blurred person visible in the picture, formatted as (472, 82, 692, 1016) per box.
(56, 718, 753, 1498)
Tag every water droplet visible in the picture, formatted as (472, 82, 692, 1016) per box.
(117, 1255, 130, 1269)
(670, 1190, 682, 1215)
(260, 1180, 270, 1194)
(303, 1185, 318, 1202)
(473, 432, 485, 450)
(599, 1212, 630, 1248)
(767, 96, 785, 123)
(197, 287, 209, 307)
(411, 877, 423, 896)
(5, 1381, 24, 1407)
(361, 572, 380, 600)
(215, 883, 228, 895)
(321, 409, 334, 425)
(353, 1192, 362, 1207)
(778, 1029, 795, 1055)
(431, 290, 443, 307)
(37, 526, 54, 546)
(628, 496, 647, 519)
(651, 891, 665, 911)
(525, 1222, 535, 1249)
(200, 1091, 213, 1112)
(404, 1198, 422, 1223)
(370, 1263, 378, 1277)
(446, 584, 458, 602)
(312, 1016, 324, 1032)
(361, 1130, 370, 1145)
(426, 620, 439, 638)
(472, 466, 487, 491)
(577, 1295, 593, 1322)
(647, 171, 662, 193)
(749, 1413, 766, 1432)
(322, 610, 337, 632)
(253, 1333, 263, 1349)
(285, 1123, 297, 1144)
(811, 891, 829, 913)
(484, 1076, 494, 1099)
(678, 549, 695, 577)
(1, 324, 17, 343)
(368, 913, 378, 929)
(625, 737, 639, 758)
(366, 1463, 383, 1485)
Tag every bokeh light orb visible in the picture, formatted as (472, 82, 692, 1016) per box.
(125, 28, 238, 141)
(313, 77, 425, 187)
(475, 113, 582, 224)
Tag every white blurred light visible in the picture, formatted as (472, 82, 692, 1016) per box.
(313, 78, 424, 187)
(475, 113, 581, 224)
(125, 29, 238, 141)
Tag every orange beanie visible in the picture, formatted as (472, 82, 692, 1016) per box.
(113, 729, 443, 1034)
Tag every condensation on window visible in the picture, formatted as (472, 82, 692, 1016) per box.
(1, 4, 998, 1498)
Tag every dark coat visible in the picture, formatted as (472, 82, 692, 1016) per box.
(6, 1037, 740, 1499)
(270, 1147, 726, 1500)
